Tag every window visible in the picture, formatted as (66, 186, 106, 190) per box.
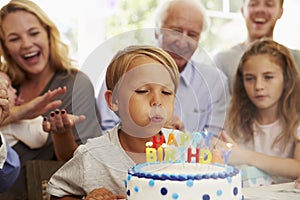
(0, 0, 299, 66)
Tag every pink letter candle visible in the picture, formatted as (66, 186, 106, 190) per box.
(187, 147, 200, 163)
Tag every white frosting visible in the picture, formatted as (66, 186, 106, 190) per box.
(141, 163, 225, 174)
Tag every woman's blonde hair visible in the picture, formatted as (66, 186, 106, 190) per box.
(227, 38, 300, 149)
(106, 45, 180, 95)
(0, 0, 75, 85)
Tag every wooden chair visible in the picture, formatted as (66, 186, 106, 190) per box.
(26, 160, 65, 200)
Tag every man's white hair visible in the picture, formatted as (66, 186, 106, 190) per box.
(154, 0, 210, 33)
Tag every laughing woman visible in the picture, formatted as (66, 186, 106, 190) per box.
(0, 0, 102, 199)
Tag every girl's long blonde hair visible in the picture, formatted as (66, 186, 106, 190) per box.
(0, 0, 76, 85)
(227, 38, 300, 149)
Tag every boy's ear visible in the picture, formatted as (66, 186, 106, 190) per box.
(104, 90, 118, 111)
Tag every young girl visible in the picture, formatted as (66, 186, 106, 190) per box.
(214, 38, 300, 187)
(43, 45, 180, 199)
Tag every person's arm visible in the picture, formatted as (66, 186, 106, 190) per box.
(50, 188, 126, 200)
(0, 79, 9, 123)
(43, 109, 85, 161)
(50, 195, 82, 200)
(0, 132, 20, 192)
(5, 117, 48, 149)
(215, 131, 300, 179)
(0, 80, 20, 192)
(1, 87, 66, 125)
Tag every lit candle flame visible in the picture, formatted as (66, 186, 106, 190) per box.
(226, 143, 233, 149)
(146, 141, 153, 147)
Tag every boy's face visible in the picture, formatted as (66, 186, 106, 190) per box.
(114, 56, 176, 138)
(0, 72, 17, 108)
(242, 0, 283, 40)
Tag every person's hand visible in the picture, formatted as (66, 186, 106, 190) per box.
(43, 109, 85, 134)
(3, 86, 66, 125)
(0, 79, 9, 123)
(210, 130, 245, 165)
(295, 177, 300, 189)
(165, 115, 184, 131)
(210, 130, 236, 149)
(85, 188, 126, 200)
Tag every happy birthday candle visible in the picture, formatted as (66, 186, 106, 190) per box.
(201, 130, 213, 148)
(187, 146, 200, 163)
(221, 143, 233, 168)
(212, 148, 224, 164)
(157, 144, 164, 162)
(165, 147, 176, 163)
(200, 149, 212, 164)
(146, 141, 157, 163)
(152, 135, 164, 149)
(191, 132, 202, 148)
(167, 133, 178, 146)
(180, 132, 191, 147)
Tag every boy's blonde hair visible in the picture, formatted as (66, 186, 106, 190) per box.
(0, 0, 76, 85)
(227, 38, 300, 149)
(106, 45, 180, 93)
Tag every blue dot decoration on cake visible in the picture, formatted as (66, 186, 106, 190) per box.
(227, 177, 232, 183)
(172, 193, 179, 199)
(123, 179, 127, 188)
(161, 187, 168, 195)
(134, 186, 139, 192)
(216, 189, 222, 196)
(233, 187, 238, 196)
(203, 194, 210, 200)
(126, 189, 130, 196)
(186, 180, 193, 187)
(149, 179, 155, 187)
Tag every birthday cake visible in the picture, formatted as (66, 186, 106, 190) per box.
(125, 130, 243, 199)
(126, 161, 243, 200)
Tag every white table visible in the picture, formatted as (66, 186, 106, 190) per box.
(243, 182, 300, 200)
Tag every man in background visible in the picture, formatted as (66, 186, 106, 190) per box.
(214, 0, 300, 94)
